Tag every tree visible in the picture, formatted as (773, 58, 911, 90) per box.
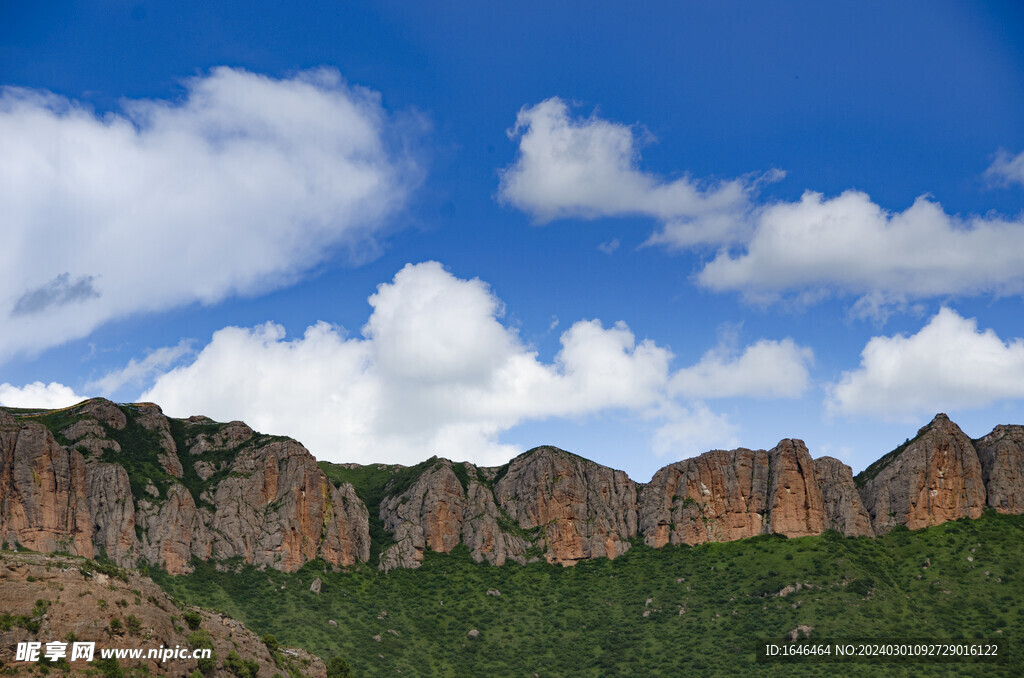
(326, 656, 354, 678)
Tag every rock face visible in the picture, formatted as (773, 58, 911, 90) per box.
(0, 551, 325, 677)
(84, 461, 136, 565)
(974, 425, 1024, 514)
(858, 414, 987, 534)
(379, 461, 467, 571)
(136, 484, 210, 575)
(376, 448, 636, 569)
(208, 439, 369, 573)
(460, 478, 529, 566)
(6, 399, 1024, 576)
(495, 447, 638, 564)
(0, 413, 93, 557)
(638, 439, 824, 547)
(638, 440, 823, 548)
(814, 457, 874, 537)
(0, 400, 370, 575)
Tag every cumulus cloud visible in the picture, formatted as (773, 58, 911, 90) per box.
(86, 340, 194, 396)
(0, 67, 419, 364)
(648, 402, 738, 458)
(497, 100, 1024, 310)
(497, 97, 777, 247)
(697, 190, 1024, 311)
(0, 381, 88, 409)
(986, 149, 1024, 187)
(671, 338, 814, 399)
(140, 262, 804, 466)
(828, 307, 1024, 418)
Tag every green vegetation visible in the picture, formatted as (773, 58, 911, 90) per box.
(100, 407, 179, 501)
(319, 458, 446, 562)
(183, 609, 203, 630)
(148, 512, 1024, 677)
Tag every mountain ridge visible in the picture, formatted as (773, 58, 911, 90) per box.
(2, 400, 1023, 575)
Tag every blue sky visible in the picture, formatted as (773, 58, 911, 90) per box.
(2, 1, 1024, 481)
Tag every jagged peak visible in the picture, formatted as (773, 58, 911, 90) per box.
(918, 412, 961, 436)
(513, 444, 591, 466)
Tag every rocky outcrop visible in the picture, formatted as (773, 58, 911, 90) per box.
(0, 551, 326, 677)
(859, 414, 986, 534)
(7, 398, 1024, 577)
(136, 484, 210, 575)
(0, 400, 371, 575)
(379, 461, 466, 570)
(975, 425, 1024, 514)
(638, 439, 823, 548)
(209, 438, 369, 572)
(186, 419, 254, 455)
(377, 460, 531, 570)
(768, 439, 825, 538)
(495, 447, 638, 565)
(814, 457, 873, 537)
(377, 449, 637, 568)
(84, 461, 136, 566)
(0, 413, 93, 557)
(461, 479, 530, 566)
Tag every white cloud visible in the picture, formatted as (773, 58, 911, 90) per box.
(697, 190, 1024, 308)
(86, 340, 194, 396)
(648, 402, 738, 458)
(497, 99, 1024, 309)
(0, 381, 88, 409)
(497, 97, 776, 247)
(0, 67, 419, 365)
(986, 149, 1024, 187)
(140, 262, 804, 466)
(671, 338, 814, 399)
(828, 307, 1024, 418)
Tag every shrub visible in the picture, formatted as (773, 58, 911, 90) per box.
(326, 657, 354, 678)
(183, 610, 202, 630)
(92, 657, 123, 678)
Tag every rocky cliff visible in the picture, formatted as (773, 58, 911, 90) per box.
(375, 447, 636, 570)
(0, 400, 368, 575)
(974, 425, 1024, 514)
(637, 439, 824, 548)
(857, 414, 987, 533)
(813, 456, 874, 537)
(4, 400, 1024, 574)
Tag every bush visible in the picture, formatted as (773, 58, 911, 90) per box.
(225, 650, 259, 678)
(326, 656, 354, 678)
(183, 610, 202, 630)
(125, 614, 142, 635)
(92, 657, 123, 678)
(197, 653, 217, 675)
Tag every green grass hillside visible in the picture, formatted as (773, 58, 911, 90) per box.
(150, 512, 1024, 677)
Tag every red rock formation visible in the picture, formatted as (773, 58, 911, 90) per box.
(84, 461, 137, 566)
(494, 447, 637, 565)
(814, 456, 873, 537)
(638, 440, 824, 547)
(974, 424, 1024, 514)
(378, 461, 467, 571)
(858, 414, 986, 534)
(0, 412, 93, 557)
